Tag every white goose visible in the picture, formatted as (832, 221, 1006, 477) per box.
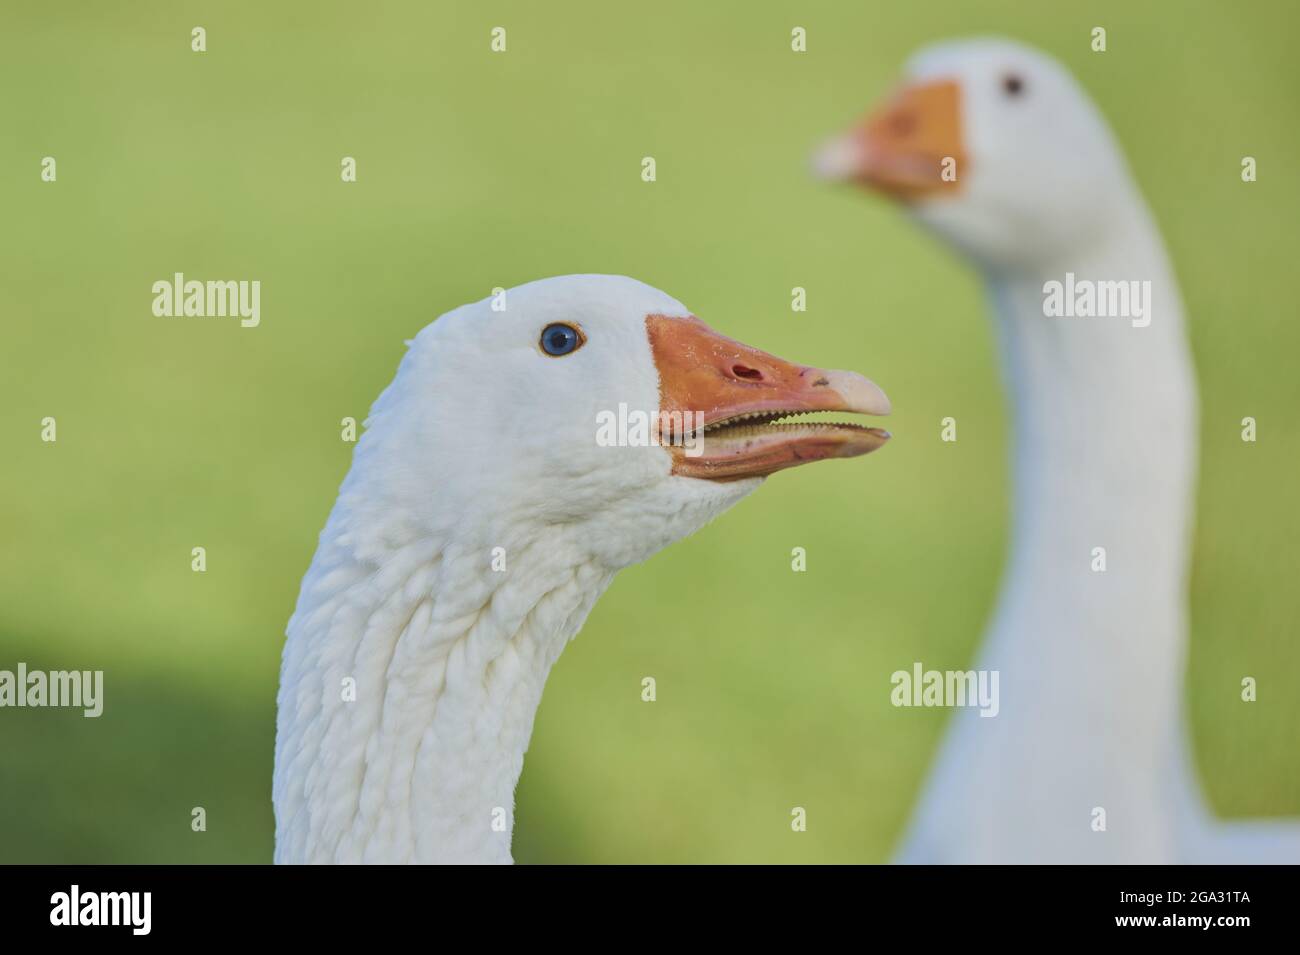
(816, 37, 1299, 863)
(273, 274, 891, 863)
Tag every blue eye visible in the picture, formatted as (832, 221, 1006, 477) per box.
(540, 323, 584, 356)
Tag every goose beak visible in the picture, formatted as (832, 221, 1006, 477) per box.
(812, 78, 964, 201)
(646, 313, 891, 481)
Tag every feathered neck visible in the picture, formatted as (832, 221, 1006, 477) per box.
(986, 200, 1198, 674)
(901, 200, 1201, 862)
(273, 462, 613, 864)
(985, 209, 1199, 771)
(991, 202, 1199, 850)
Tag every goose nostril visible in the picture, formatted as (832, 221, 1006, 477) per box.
(731, 364, 763, 381)
(889, 111, 917, 137)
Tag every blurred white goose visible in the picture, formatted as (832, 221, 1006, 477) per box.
(817, 38, 1298, 863)
(273, 275, 891, 863)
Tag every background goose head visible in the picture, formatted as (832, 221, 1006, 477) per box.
(343, 273, 891, 572)
(814, 37, 1138, 273)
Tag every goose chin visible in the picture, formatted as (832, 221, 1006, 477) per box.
(671, 420, 890, 481)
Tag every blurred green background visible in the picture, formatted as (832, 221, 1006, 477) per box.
(2, 1, 1297, 863)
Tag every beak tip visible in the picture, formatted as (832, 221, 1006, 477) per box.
(810, 136, 862, 183)
(824, 369, 891, 417)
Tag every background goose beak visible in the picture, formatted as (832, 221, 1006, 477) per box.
(813, 78, 965, 202)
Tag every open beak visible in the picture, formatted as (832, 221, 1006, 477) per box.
(812, 78, 964, 202)
(646, 314, 890, 481)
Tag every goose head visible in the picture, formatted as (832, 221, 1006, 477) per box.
(348, 274, 890, 572)
(275, 274, 891, 864)
(813, 37, 1136, 273)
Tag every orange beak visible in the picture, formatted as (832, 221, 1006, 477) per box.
(646, 314, 890, 481)
(812, 79, 965, 201)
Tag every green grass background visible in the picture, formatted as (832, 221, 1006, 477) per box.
(1, 1, 1296, 863)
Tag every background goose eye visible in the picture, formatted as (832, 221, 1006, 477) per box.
(1002, 73, 1025, 97)
(540, 322, 584, 356)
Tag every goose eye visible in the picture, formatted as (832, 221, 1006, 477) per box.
(1002, 73, 1025, 97)
(540, 322, 584, 356)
